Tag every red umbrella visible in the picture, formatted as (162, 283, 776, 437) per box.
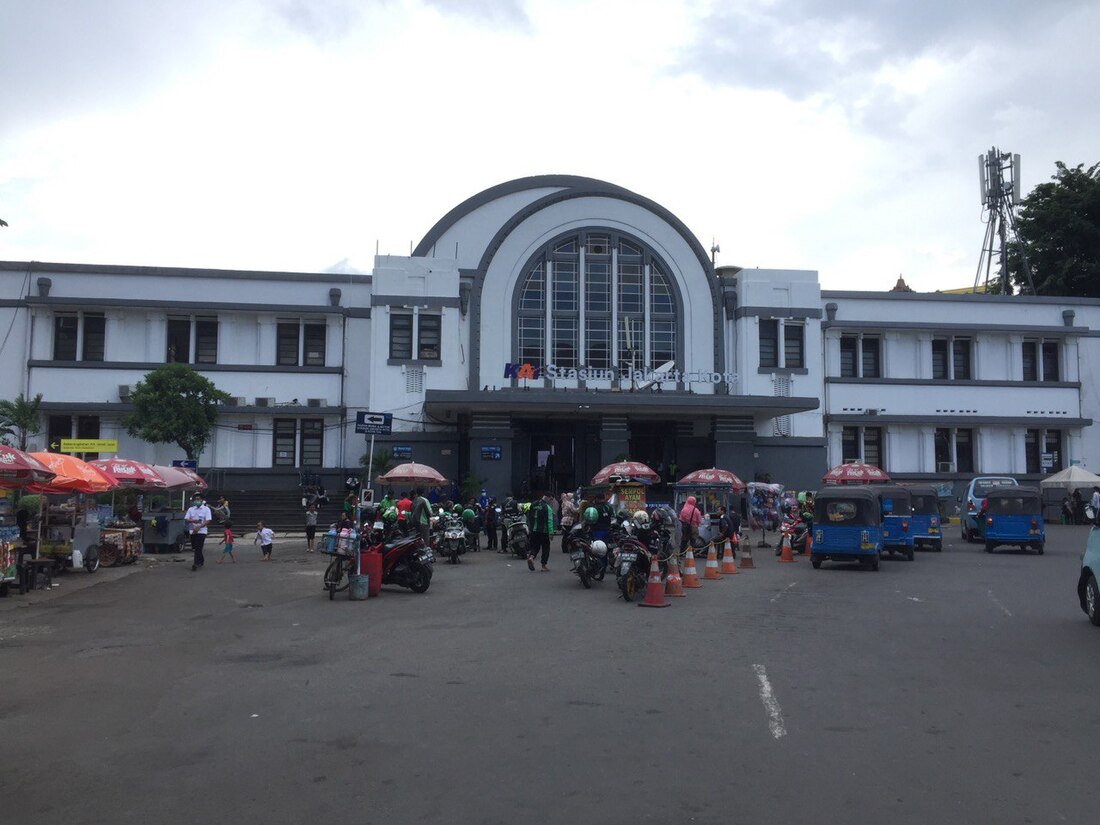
(822, 462, 891, 485)
(27, 452, 117, 494)
(591, 461, 659, 486)
(89, 458, 168, 489)
(151, 465, 207, 491)
(676, 467, 746, 492)
(0, 446, 57, 488)
(376, 462, 446, 486)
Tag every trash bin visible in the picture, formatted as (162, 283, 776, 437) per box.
(360, 551, 383, 597)
(348, 574, 369, 600)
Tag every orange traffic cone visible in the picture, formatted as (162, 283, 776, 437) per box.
(638, 554, 671, 608)
(736, 531, 754, 569)
(664, 555, 686, 597)
(802, 531, 812, 557)
(703, 544, 723, 580)
(778, 533, 796, 563)
(720, 540, 739, 575)
(681, 549, 702, 588)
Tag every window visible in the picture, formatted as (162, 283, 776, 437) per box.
(840, 336, 858, 377)
(389, 314, 413, 360)
(416, 315, 441, 360)
(514, 230, 680, 378)
(783, 323, 804, 369)
(167, 316, 217, 364)
(299, 419, 323, 467)
(861, 337, 880, 378)
(932, 337, 971, 380)
(76, 415, 101, 460)
(759, 319, 779, 369)
(303, 323, 326, 367)
(841, 426, 883, 468)
(1044, 430, 1063, 473)
(46, 312, 108, 362)
(1025, 429, 1041, 474)
(1022, 341, 1038, 381)
(273, 419, 297, 467)
(195, 318, 218, 364)
(82, 314, 105, 362)
(47, 415, 71, 453)
(1041, 342, 1059, 382)
(276, 322, 299, 366)
(935, 428, 974, 473)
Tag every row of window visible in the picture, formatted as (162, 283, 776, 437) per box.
(388, 312, 441, 361)
(759, 320, 804, 369)
(52, 313, 328, 367)
(841, 426, 1064, 474)
(831, 333, 1061, 381)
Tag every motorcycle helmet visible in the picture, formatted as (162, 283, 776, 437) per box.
(590, 540, 608, 557)
(616, 509, 631, 522)
(453, 503, 463, 514)
(632, 509, 649, 528)
(462, 508, 476, 521)
(582, 506, 599, 524)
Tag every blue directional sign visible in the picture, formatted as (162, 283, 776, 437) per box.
(356, 411, 393, 435)
(172, 459, 199, 469)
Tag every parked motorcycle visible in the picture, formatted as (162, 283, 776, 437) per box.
(504, 513, 530, 559)
(439, 514, 465, 565)
(607, 514, 650, 602)
(566, 524, 605, 588)
(362, 518, 434, 593)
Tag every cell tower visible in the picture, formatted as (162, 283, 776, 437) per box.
(975, 147, 1035, 294)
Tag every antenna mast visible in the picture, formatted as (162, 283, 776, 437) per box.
(974, 147, 1035, 295)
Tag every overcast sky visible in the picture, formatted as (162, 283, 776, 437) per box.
(1, 0, 1096, 291)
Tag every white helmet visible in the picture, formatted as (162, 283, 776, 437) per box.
(590, 540, 608, 557)
(633, 510, 650, 528)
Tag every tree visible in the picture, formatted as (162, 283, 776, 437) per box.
(122, 364, 230, 460)
(0, 392, 43, 450)
(359, 446, 395, 481)
(1010, 161, 1100, 296)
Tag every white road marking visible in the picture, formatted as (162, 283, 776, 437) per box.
(907, 596, 924, 603)
(987, 589, 1012, 617)
(770, 581, 797, 603)
(752, 664, 787, 739)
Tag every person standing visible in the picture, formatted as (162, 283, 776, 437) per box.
(679, 495, 702, 553)
(184, 493, 212, 571)
(218, 521, 236, 564)
(254, 522, 275, 561)
(527, 492, 553, 572)
(411, 487, 432, 546)
(304, 503, 319, 552)
(559, 492, 577, 550)
(716, 505, 734, 555)
(485, 497, 499, 551)
(397, 491, 413, 532)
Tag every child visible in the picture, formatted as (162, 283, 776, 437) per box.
(218, 520, 236, 564)
(254, 521, 275, 561)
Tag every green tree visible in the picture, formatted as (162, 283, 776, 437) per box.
(359, 446, 395, 481)
(1010, 161, 1100, 296)
(122, 364, 230, 460)
(0, 392, 43, 450)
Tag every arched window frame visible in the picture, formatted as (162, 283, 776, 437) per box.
(512, 229, 683, 382)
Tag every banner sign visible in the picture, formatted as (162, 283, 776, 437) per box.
(503, 362, 737, 385)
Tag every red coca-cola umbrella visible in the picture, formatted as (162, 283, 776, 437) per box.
(0, 446, 57, 488)
(591, 461, 659, 486)
(89, 458, 168, 489)
(151, 465, 207, 491)
(376, 462, 446, 486)
(676, 467, 747, 492)
(822, 462, 891, 485)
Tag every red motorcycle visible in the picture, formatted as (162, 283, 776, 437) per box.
(361, 517, 434, 593)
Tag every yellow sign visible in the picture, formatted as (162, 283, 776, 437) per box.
(59, 439, 119, 453)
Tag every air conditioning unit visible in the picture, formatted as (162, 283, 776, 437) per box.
(255, 397, 274, 407)
(306, 398, 326, 408)
(865, 408, 879, 416)
(118, 384, 131, 402)
(937, 462, 956, 473)
(225, 397, 246, 407)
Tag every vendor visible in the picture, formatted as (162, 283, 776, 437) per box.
(127, 502, 143, 525)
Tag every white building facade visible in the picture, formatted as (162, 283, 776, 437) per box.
(1, 174, 1096, 496)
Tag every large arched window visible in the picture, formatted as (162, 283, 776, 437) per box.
(515, 230, 679, 373)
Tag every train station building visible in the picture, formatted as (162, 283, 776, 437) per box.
(1, 175, 1097, 496)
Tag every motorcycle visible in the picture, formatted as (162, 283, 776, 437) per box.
(608, 516, 651, 602)
(566, 524, 605, 589)
(776, 514, 812, 556)
(504, 513, 530, 559)
(362, 519, 434, 593)
(439, 515, 465, 565)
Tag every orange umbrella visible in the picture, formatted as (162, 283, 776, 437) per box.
(27, 452, 117, 494)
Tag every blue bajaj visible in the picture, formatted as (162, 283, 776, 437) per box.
(878, 485, 915, 562)
(982, 486, 1045, 555)
(810, 488, 883, 572)
(904, 484, 943, 552)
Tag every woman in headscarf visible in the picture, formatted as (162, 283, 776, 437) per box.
(679, 495, 702, 552)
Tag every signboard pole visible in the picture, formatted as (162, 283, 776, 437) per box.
(366, 433, 376, 493)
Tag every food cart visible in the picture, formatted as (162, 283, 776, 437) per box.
(27, 452, 117, 575)
(140, 464, 208, 553)
(672, 468, 747, 544)
(89, 458, 181, 557)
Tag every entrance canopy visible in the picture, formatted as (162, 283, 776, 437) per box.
(1040, 465, 1100, 489)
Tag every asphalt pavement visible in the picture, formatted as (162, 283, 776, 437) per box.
(2, 526, 1098, 825)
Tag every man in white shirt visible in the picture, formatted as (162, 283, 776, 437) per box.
(184, 494, 212, 571)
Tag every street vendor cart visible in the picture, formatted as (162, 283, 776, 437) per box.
(673, 468, 747, 544)
(28, 452, 117, 575)
(139, 465, 207, 553)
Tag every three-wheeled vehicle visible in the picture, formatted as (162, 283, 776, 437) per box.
(982, 486, 1045, 554)
(904, 484, 943, 551)
(810, 487, 883, 571)
(877, 485, 914, 561)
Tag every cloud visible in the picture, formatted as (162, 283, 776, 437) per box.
(422, 0, 529, 28)
(270, 0, 366, 43)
